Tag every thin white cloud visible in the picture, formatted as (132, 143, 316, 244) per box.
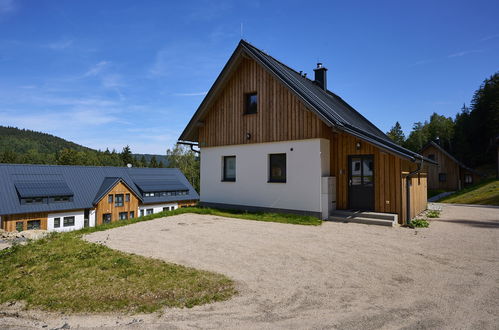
(46, 39, 73, 50)
(448, 49, 483, 58)
(83, 61, 109, 77)
(173, 91, 207, 96)
(0, 0, 15, 14)
(101, 74, 124, 88)
(480, 34, 499, 42)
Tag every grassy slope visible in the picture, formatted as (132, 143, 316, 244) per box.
(439, 179, 499, 206)
(0, 207, 320, 313)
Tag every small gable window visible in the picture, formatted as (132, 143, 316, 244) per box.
(115, 194, 124, 207)
(428, 154, 436, 161)
(245, 92, 258, 114)
(108, 194, 113, 203)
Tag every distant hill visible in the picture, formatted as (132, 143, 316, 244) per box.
(0, 126, 168, 167)
(132, 153, 169, 165)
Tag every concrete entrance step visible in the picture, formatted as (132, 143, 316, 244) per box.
(328, 210, 397, 227)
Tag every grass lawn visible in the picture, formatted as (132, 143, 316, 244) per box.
(79, 207, 322, 236)
(0, 207, 319, 313)
(439, 179, 499, 206)
(0, 231, 236, 313)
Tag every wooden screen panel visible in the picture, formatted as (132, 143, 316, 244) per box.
(198, 58, 330, 147)
(94, 182, 140, 225)
(401, 172, 428, 223)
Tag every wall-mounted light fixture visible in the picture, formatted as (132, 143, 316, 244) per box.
(356, 141, 361, 150)
(246, 132, 251, 140)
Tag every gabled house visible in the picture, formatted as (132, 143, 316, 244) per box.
(178, 40, 435, 224)
(421, 141, 482, 191)
(0, 165, 198, 232)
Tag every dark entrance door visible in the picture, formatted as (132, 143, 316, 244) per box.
(348, 155, 374, 210)
(84, 209, 89, 228)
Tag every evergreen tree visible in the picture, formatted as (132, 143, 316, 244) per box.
(386, 122, 405, 145)
(120, 145, 134, 166)
(140, 155, 148, 167)
(149, 155, 159, 168)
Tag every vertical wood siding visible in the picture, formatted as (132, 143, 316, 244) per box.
(94, 182, 140, 225)
(421, 145, 460, 190)
(2, 212, 48, 231)
(401, 172, 428, 223)
(198, 58, 329, 147)
(328, 131, 403, 217)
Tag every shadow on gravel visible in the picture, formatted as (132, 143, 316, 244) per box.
(434, 219, 499, 228)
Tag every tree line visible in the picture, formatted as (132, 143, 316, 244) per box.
(0, 126, 166, 168)
(387, 72, 498, 170)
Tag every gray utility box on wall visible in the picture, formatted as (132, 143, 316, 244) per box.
(321, 176, 336, 220)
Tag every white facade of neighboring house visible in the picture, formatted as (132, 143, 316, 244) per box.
(200, 138, 333, 217)
(139, 203, 178, 217)
(47, 209, 95, 232)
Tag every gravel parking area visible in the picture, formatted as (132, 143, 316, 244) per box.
(1, 204, 498, 329)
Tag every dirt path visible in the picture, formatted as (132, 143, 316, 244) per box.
(1, 204, 498, 329)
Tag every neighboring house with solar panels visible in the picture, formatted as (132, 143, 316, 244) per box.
(0, 164, 199, 232)
(178, 40, 436, 226)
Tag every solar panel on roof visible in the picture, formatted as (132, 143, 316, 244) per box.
(133, 180, 188, 192)
(14, 180, 73, 198)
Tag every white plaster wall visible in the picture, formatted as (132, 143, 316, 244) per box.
(139, 203, 178, 216)
(89, 209, 96, 227)
(200, 138, 330, 213)
(47, 210, 85, 232)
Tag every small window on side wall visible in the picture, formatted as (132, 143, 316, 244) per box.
(269, 153, 286, 183)
(439, 173, 446, 182)
(245, 92, 258, 114)
(464, 174, 473, 184)
(223, 156, 236, 182)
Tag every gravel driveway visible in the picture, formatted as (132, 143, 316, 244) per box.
(1, 204, 498, 329)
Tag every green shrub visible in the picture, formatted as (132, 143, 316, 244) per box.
(409, 219, 429, 228)
(426, 210, 441, 218)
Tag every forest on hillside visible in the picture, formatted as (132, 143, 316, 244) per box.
(0, 126, 167, 168)
(387, 72, 498, 173)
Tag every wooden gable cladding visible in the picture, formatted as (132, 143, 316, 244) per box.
(198, 57, 330, 147)
(421, 145, 460, 190)
(94, 181, 140, 225)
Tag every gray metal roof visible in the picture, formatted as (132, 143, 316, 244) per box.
(179, 39, 435, 164)
(0, 164, 199, 216)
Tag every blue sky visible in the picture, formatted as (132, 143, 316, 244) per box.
(0, 0, 498, 154)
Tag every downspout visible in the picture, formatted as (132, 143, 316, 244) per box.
(405, 158, 424, 226)
(177, 141, 200, 154)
